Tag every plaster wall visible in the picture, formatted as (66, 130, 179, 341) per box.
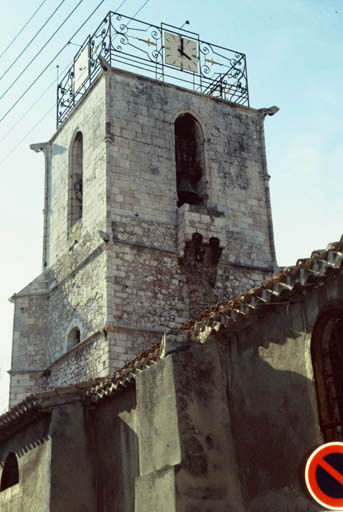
(135, 355, 181, 512)
(135, 347, 244, 511)
(0, 416, 51, 512)
(92, 387, 138, 511)
(49, 403, 96, 512)
(219, 276, 343, 511)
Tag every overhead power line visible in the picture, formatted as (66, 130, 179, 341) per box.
(0, 0, 153, 153)
(0, 0, 67, 82)
(0, 62, 72, 145)
(0, 0, 85, 102)
(0, 0, 127, 146)
(1, 0, 150, 133)
(130, 0, 150, 21)
(0, 0, 114, 123)
(0, 104, 55, 167)
(0, 0, 49, 60)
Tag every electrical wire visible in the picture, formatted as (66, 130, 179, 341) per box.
(0, 103, 55, 166)
(0, 61, 72, 144)
(0, 0, 85, 102)
(0, 0, 148, 151)
(0, 0, 67, 82)
(0, 0, 131, 159)
(0, 0, 122, 123)
(129, 0, 150, 21)
(0, 0, 49, 60)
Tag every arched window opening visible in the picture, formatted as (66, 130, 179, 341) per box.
(69, 131, 83, 228)
(174, 114, 206, 208)
(67, 327, 81, 350)
(0, 452, 19, 491)
(312, 309, 343, 441)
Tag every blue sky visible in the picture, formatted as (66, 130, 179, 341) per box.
(0, 0, 342, 409)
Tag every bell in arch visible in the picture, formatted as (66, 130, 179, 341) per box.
(174, 113, 206, 208)
(177, 175, 202, 207)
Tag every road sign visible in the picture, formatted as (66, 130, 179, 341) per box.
(305, 442, 343, 510)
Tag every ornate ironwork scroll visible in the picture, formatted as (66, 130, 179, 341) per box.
(57, 12, 249, 127)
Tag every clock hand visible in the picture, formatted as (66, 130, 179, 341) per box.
(177, 48, 192, 60)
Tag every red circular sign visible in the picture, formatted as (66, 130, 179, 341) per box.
(305, 442, 343, 510)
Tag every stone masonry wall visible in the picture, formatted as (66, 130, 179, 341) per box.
(106, 68, 275, 268)
(48, 75, 107, 266)
(107, 244, 187, 330)
(46, 244, 106, 365)
(46, 332, 109, 389)
(100, 67, 276, 365)
(10, 67, 277, 403)
(9, 273, 49, 405)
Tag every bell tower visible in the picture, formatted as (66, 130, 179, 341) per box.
(9, 12, 278, 406)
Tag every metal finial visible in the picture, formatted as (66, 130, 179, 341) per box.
(180, 20, 190, 29)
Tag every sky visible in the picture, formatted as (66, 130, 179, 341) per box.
(0, 0, 342, 411)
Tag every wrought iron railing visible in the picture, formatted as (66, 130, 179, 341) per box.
(57, 12, 249, 127)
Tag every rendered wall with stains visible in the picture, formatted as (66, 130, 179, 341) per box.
(91, 387, 138, 512)
(214, 276, 343, 511)
(4, 272, 342, 511)
(0, 415, 51, 511)
(135, 275, 343, 511)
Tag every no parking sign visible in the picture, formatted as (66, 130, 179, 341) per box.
(305, 442, 343, 510)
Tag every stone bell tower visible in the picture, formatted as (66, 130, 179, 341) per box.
(9, 12, 278, 406)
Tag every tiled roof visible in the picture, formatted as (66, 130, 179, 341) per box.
(1, 236, 342, 436)
(0, 379, 101, 441)
(0, 394, 40, 438)
(183, 236, 343, 343)
(0, 345, 161, 437)
(84, 343, 161, 404)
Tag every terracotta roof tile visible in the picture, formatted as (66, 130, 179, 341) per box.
(1, 235, 343, 432)
(84, 343, 161, 404)
(183, 235, 343, 343)
(0, 395, 40, 440)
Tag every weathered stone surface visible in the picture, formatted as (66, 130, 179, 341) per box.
(2, 272, 343, 511)
(10, 66, 276, 405)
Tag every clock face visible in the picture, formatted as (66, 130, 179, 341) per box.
(164, 32, 199, 73)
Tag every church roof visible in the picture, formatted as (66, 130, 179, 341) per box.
(1, 235, 343, 437)
(184, 235, 343, 343)
(0, 344, 161, 439)
(83, 343, 161, 404)
(0, 379, 101, 442)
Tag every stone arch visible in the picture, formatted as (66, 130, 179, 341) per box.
(174, 113, 206, 207)
(0, 452, 19, 491)
(67, 326, 81, 350)
(311, 302, 343, 441)
(69, 130, 83, 231)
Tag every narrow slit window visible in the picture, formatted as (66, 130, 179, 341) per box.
(69, 131, 83, 228)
